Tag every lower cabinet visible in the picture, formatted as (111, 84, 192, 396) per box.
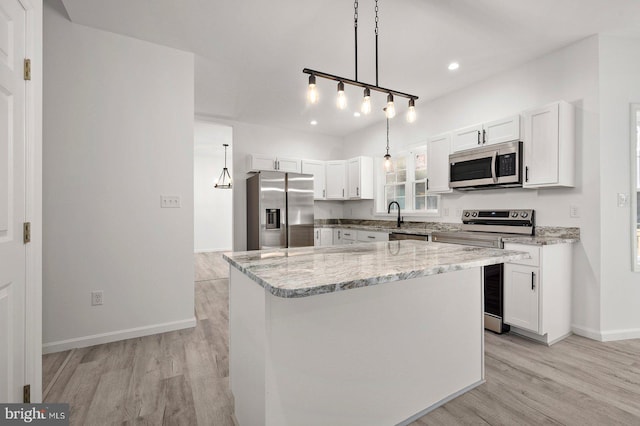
(357, 230, 389, 243)
(340, 230, 357, 245)
(330, 228, 389, 245)
(503, 243, 572, 345)
(314, 228, 334, 247)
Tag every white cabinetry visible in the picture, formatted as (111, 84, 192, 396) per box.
(326, 161, 347, 200)
(357, 230, 389, 242)
(314, 228, 333, 247)
(504, 243, 572, 345)
(426, 133, 451, 193)
(340, 229, 357, 244)
(333, 228, 344, 245)
(247, 154, 301, 173)
(347, 156, 374, 199)
(302, 160, 326, 200)
(451, 115, 520, 153)
(522, 101, 575, 188)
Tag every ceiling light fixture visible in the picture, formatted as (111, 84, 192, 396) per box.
(304, 0, 418, 121)
(214, 143, 232, 189)
(353, 112, 361, 117)
(448, 62, 460, 71)
(406, 98, 416, 123)
(310, 120, 318, 125)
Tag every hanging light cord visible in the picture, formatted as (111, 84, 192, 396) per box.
(354, 0, 358, 81)
(386, 115, 390, 156)
(375, 0, 379, 87)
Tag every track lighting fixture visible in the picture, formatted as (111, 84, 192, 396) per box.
(303, 0, 418, 121)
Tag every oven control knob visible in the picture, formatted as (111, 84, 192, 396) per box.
(511, 212, 518, 218)
(521, 212, 529, 218)
(471, 212, 478, 217)
(464, 212, 470, 217)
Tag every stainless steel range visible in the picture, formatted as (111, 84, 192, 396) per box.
(432, 209, 535, 334)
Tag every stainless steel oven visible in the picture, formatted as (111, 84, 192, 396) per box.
(449, 141, 523, 190)
(431, 209, 535, 334)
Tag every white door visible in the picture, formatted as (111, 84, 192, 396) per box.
(347, 158, 360, 198)
(0, 0, 27, 403)
(451, 123, 482, 152)
(325, 161, 346, 199)
(426, 133, 451, 193)
(319, 228, 333, 246)
(504, 264, 539, 333)
(483, 115, 520, 146)
(301, 160, 326, 199)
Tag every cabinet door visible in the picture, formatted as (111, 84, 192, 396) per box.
(314, 228, 321, 247)
(301, 160, 326, 200)
(426, 133, 451, 193)
(523, 103, 559, 187)
(504, 263, 540, 333)
(333, 228, 343, 245)
(320, 228, 333, 246)
(248, 154, 276, 171)
(326, 161, 346, 199)
(347, 158, 361, 198)
(341, 230, 357, 244)
(483, 115, 520, 146)
(452, 124, 483, 152)
(276, 157, 301, 173)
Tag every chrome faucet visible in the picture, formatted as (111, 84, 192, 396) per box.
(387, 201, 404, 228)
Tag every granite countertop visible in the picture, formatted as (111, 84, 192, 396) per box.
(223, 240, 531, 298)
(502, 236, 580, 246)
(316, 223, 435, 235)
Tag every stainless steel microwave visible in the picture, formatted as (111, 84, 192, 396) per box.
(449, 141, 523, 190)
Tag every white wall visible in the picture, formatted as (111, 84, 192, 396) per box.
(342, 36, 602, 335)
(43, 1, 195, 351)
(194, 121, 233, 252)
(200, 118, 344, 251)
(598, 35, 640, 340)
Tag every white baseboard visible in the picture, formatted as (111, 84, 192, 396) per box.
(572, 325, 640, 342)
(194, 248, 231, 253)
(42, 317, 197, 354)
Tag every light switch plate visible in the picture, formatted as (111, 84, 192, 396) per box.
(569, 205, 580, 218)
(161, 195, 181, 208)
(617, 193, 629, 207)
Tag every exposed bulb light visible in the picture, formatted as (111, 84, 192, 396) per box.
(214, 143, 232, 189)
(384, 154, 392, 172)
(448, 62, 459, 71)
(307, 74, 319, 104)
(406, 98, 416, 123)
(385, 93, 396, 119)
(310, 120, 318, 126)
(361, 88, 372, 115)
(336, 81, 347, 109)
(353, 112, 361, 117)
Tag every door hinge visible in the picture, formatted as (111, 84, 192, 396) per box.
(23, 222, 31, 244)
(24, 59, 31, 81)
(23, 384, 30, 403)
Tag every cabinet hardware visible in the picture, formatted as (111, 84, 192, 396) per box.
(367, 236, 375, 239)
(482, 129, 486, 144)
(338, 230, 341, 238)
(426, 179, 429, 191)
(23, 222, 31, 244)
(525, 166, 529, 182)
(23, 384, 30, 403)
(322, 189, 325, 198)
(342, 189, 344, 197)
(477, 131, 481, 144)
(316, 230, 319, 239)
(356, 187, 359, 196)
(24, 59, 31, 81)
(531, 272, 535, 290)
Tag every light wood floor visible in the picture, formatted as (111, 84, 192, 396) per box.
(44, 252, 640, 425)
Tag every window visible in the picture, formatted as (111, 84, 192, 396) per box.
(377, 145, 440, 216)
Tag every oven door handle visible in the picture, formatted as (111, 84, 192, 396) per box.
(491, 151, 498, 183)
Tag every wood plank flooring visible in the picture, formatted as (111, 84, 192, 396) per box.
(43, 252, 640, 425)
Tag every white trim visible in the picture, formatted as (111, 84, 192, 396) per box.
(600, 327, 640, 342)
(194, 248, 232, 254)
(571, 324, 604, 341)
(630, 104, 640, 272)
(42, 317, 197, 354)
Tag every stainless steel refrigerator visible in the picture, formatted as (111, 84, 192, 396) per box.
(246, 171, 314, 250)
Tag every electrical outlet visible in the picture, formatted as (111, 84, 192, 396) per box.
(91, 291, 103, 306)
(569, 205, 580, 218)
(443, 207, 450, 217)
(161, 195, 181, 208)
(617, 193, 629, 207)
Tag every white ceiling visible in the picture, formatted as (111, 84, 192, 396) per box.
(60, 0, 640, 137)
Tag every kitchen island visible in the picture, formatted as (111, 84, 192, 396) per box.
(223, 241, 529, 426)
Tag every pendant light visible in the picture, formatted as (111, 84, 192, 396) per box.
(214, 144, 232, 189)
(303, 0, 418, 121)
(384, 109, 392, 172)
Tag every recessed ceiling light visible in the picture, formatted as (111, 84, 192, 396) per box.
(448, 62, 460, 71)
(310, 120, 318, 126)
(353, 112, 361, 117)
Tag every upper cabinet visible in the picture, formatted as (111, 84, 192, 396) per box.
(452, 115, 520, 153)
(426, 133, 452, 193)
(301, 159, 326, 200)
(347, 156, 374, 199)
(325, 160, 347, 199)
(247, 154, 301, 173)
(522, 101, 575, 188)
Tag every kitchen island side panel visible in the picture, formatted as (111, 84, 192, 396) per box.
(228, 266, 484, 426)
